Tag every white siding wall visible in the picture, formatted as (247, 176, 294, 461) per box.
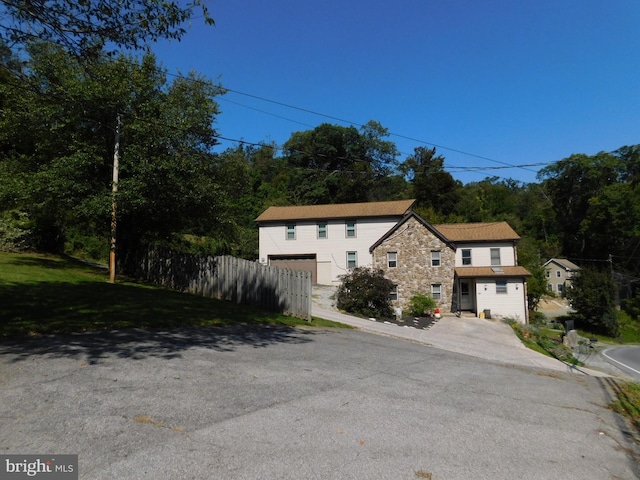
(455, 242, 516, 267)
(475, 278, 527, 323)
(259, 217, 402, 284)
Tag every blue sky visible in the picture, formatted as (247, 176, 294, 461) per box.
(153, 0, 639, 184)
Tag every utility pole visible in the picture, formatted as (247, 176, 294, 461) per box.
(610, 253, 620, 310)
(109, 113, 121, 284)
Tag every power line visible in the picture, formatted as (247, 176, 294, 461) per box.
(0, 54, 555, 180)
(223, 87, 540, 174)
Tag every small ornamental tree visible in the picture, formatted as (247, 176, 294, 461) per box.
(335, 267, 394, 319)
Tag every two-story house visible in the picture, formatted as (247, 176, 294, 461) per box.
(369, 211, 530, 322)
(255, 199, 415, 284)
(256, 200, 531, 323)
(543, 258, 580, 296)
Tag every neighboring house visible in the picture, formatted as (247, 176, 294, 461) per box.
(256, 200, 531, 323)
(255, 199, 416, 284)
(543, 258, 580, 296)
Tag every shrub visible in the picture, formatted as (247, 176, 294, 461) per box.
(408, 293, 436, 317)
(335, 267, 394, 319)
(529, 310, 546, 325)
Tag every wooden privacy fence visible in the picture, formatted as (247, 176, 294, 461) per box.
(134, 248, 312, 320)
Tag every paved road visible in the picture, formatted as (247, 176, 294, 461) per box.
(603, 346, 640, 380)
(0, 326, 638, 480)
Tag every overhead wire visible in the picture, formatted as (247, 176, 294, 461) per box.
(1, 53, 556, 180)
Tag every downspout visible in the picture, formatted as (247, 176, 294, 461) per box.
(523, 280, 529, 324)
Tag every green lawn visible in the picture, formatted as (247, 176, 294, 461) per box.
(0, 252, 347, 338)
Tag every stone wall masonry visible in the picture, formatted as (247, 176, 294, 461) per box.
(372, 216, 456, 313)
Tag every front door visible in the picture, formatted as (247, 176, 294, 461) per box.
(460, 280, 474, 311)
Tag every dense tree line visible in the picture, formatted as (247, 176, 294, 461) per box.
(0, 0, 638, 330)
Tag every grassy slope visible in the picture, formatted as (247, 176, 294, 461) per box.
(0, 252, 347, 337)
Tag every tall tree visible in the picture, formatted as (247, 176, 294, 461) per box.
(537, 151, 628, 259)
(398, 146, 460, 217)
(282, 121, 399, 204)
(0, 43, 225, 257)
(566, 266, 618, 336)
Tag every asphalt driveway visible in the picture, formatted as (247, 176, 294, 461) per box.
(0, 325, 638, 479)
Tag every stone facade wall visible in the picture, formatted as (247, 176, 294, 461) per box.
(372, 216, 455, 313)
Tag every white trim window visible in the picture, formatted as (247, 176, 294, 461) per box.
(556, 270, 561, 278)
(431, 284, 441, 301)
(462, 249, 472, 266)
(345, 220, 357, 238)
(496, 280, 507, 294)
(317, 222, 328, 239)
(431, 250, 441, 267)
(286, 224, 296, 240)
(388, 252, 397, 268)
(490, 248, 501, 266)
(347, 251, 357, 269)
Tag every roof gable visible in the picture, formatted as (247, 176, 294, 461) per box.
(255, 199, 416, 222)
(544, 258, 580, 271)
(433, 222, 520, 242)
(370, 211, 454, 252)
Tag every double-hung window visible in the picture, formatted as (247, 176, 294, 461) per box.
(286, 224, 296, 240)
(496, 281, 507, 294)
(490, 248, 501, 266)
(317, 222, 327, 239)
(461, 249, 472, 266)
(388, 252, 397, 268)
(347, 251, 357, 269)
(345, 220, 356, 238)
(431, 284, 442, 301)
(431, 251, 441, 267)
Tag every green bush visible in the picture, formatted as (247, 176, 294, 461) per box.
(408, 293, 436, 317)
(529, 310, 547, 325)
(65, 228, 109, 263)
(335, 267, 394, 319)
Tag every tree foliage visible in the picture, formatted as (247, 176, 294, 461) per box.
(0, 43, 225, 256)
(399, 146, 460, 217)
(565, 266, 618, 336)
(0, 0, 214, 55)
(282, 121, 401, 204)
